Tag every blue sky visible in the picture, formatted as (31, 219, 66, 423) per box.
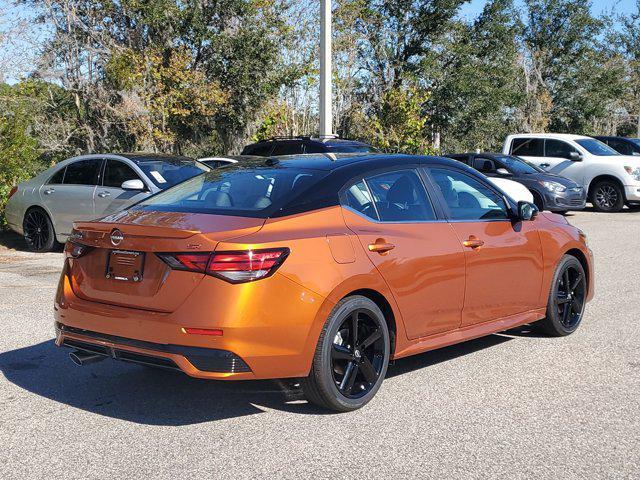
(459, 0, 638, 18)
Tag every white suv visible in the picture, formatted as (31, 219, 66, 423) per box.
(503, 133, 640, 212)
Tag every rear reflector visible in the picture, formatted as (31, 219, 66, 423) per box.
(157, 248, 290, 284)
(183, 327, 223, 336)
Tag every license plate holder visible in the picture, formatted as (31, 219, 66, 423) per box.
(106, 250, 145, 282)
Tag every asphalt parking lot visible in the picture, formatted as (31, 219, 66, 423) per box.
(1, 210, 639, 480)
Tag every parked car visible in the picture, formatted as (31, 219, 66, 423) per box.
(446, 152, 586, 213)
(485, 176, 534, 204)
(594, 136, 640, 156)
(4, 153, 209, 252)
(241, 136, 376, 156)
(503, 133, 640, 212)
(54, 154, 593, 412)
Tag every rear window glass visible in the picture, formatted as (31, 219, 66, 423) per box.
(63, 159, 101, 185)
(511, 138, 543, 156)
(136, 157, 208, 188)
(134, 162, 328, 218)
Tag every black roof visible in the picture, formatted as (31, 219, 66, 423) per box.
(445, 152, 511, 159)
(594, 136, 639, 141)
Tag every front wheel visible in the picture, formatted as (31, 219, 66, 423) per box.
(302, 296, 390, 412)
(591, 180, 624, 212)
(535, 255, 587, 336)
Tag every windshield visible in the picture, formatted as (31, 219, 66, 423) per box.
(630, 139, 640, 148)
(495, 155, 543, 174)
(134, 160, 328, 218)
(575, 139, 620, 156)
(137, 157, 209, 188)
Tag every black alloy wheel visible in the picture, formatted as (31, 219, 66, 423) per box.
(23, 208, 56, 252)
(302, 296, 390, 412)
(535, 255, 587, 336)
(591, 180, 624, 212)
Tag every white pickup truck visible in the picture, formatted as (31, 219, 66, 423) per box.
(503, 133, 640, 212)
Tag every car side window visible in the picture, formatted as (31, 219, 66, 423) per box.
(103, 160, 143, 188)
(472, 158, 497, 174)
(511, 138, 543, 156)
(247, 144, 274, 156)
(62, 159, 102, 185)
(48, 167, 66, 185)
(545, 139, 578, 158)
(343, 180, 377, 220)
(271, 141, 304, 156)
(429, 168, 509, 221)
(304, 143, 325, 154)
(608, 139, 632, 155)
(365, 170, 436, 222)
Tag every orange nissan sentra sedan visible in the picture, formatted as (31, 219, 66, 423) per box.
(54, 154, 594, 411)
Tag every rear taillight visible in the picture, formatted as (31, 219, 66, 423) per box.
(7, 186, 17, 200)
(157, 248, 290, 284)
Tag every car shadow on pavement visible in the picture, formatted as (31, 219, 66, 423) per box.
(1, 334, 516, 424)
(0, 231, 64, 253)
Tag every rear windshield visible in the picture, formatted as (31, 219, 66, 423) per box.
(134, 161, 328, 218)
(136, 157, 208, 188)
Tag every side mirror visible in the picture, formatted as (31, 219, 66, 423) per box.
(121, 179, 145, 191)
(568, 151, 583, 161)
(518, 201, 538, 221)
(496, 167, 512, 176)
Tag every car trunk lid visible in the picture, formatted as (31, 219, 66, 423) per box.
(67, 210, 265, 312)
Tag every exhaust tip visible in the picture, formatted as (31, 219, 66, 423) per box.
(69, 350, 104, 366)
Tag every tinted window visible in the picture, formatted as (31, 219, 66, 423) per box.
(365, 170, 435, 222)
(325, 144, 375, 153)
(135, 161, 328, 218)
(430, 168, 509, 221)
(343, 180, 377, 220)
(48, 167, 66, 184)
(304, 143, 326, 154)
(243, 144, 273, 156)
(574, 139, 619, 156)
(103, 160, 142, 188)
(511, 138, 543, 156)
(604, 139, 633, 155)
(63, 159, 101, 185)
(629, 139, 640, 150)
(271, 141, 304, 156)
(136, 158, 207, 188)
(545, 139, 577, 158)
(472, 158, 497, 174)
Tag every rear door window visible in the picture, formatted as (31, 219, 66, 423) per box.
(342, 170, 436, 222)
(63, 159, 102, 185)
(511, 138, 544, 156)
(103, 160, 143, 188)
(48, 167, 66, 184)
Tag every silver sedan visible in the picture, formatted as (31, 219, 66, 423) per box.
(5, 153, 208, 251)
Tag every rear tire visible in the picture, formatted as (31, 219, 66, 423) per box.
(535, 255, 587, 336)
(302, 295, 390, 412)
(23, 208, 57, 252)
(590, 180, 624, 212)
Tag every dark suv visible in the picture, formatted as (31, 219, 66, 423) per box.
(594, 136, 640, 156)
(446, 152, 586, 213)
(241, 137, 375, 156)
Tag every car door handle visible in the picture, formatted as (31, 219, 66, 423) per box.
(97, 191, 111, 198)
(368, 239, 395, 254)
(43, 188, 55, 195)
(463, 236, 485, 249)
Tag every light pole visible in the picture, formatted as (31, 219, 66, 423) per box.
(319, 0, 333, 139)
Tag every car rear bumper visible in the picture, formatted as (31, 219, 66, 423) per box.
(54, 260, 330, 380)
